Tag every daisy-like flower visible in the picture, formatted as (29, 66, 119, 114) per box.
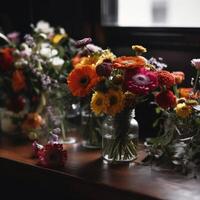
(157, 70, 175, 88)
(123, 67, 158, 95)
(191, 58, 200, 70)
(175, 103, 192, 118)
(67, 65, 100, 97)
(155, 90, 177, 109)
(91, 91, 108, 115)
(12, 70, 27, 92)
(37, 143, 67, 168)
(113, 56, 147, 69)
(105, 89, 124, 116)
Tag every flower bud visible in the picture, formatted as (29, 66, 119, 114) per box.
(96, 62, 112, 77)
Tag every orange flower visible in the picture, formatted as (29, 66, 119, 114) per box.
(113, 56, 147, 69)
(12, 70, 26, 92)
(22, 112, 43, 132)
(67, 65, 100, 97)
(157, 70, 175, 88)
(172, 71, 185, 84)
(179, 88, 200, 99)
(71, 55, 82, 67)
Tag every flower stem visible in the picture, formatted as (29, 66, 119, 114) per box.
(193, 70, 200, 94)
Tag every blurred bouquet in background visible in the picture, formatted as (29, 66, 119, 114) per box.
(0, 20, 77, 141)
(145, 58, 200, 175)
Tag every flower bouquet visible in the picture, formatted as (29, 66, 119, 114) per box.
(0, 20, 77, 141)
(90, 45, 162, 162)
(145, 59, 200, 175)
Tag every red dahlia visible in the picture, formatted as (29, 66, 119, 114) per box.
(157, 70, 175, 88)
(156, 90, 177, 109)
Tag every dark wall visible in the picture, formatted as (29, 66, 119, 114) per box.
(0, 0, 101, 40)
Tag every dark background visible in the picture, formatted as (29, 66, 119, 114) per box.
(1, 0, 200, 138)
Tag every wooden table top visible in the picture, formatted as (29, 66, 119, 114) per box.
(0, 136, 200, 200)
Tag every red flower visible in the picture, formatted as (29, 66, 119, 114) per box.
(38, 143, 67, 168)
(0, 47, 14, 71)
(156, 90, 177, 109)
(123, 67, 158, 95)
(157, 70, 175, 88)
(12, 70, 27, 92)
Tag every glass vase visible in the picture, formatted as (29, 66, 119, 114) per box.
(81, 105, 103, 149)
(45, 84, 80, 144)
(102, 109, 139, 163)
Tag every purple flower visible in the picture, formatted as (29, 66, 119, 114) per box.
(75, 37, 92, 48)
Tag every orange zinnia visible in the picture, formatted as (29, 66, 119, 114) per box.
(67, 65, 100, 97)
(113, 56, 147, 69)
(12, 69, 26, 92)
(172, 71, 185, 84)
(179, 88, 200, 99)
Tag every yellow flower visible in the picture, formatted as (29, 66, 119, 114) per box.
(132, 45, 147, 55)
(52, 34, 67, 44)
(74, 49, 115, 68)
(105, 89, 124, 116)
(74, 56, 98, 68)
(91, 91, 107, 115)
(175, 103, 192, 118)
(96, 49, 116, 66)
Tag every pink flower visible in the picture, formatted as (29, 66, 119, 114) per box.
(37, 143, 67, 168)
(123, 67, 158, 95)
(191, 59, 200, 70)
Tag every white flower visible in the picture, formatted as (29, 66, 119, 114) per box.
(50, 57, 64, 70)
(191, 58, 200, 70)
(20, 43, 32, 57)
(34, 20, 54, 35)
(39, 43, 58, 58)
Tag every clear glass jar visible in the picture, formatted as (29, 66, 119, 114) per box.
(81, 105, 103, 149)
(102, 109, 139, 163)
(45, 85, 80, 144)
